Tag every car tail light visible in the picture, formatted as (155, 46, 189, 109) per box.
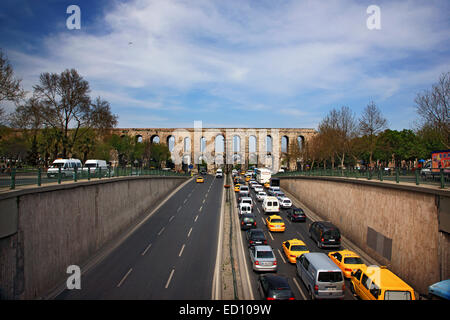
(266, 297, 275, 300)
(290, 255, 296, 258)
(314, 285, 319, 293)
(321, 237, 324, 242)
(269, 224, 274, 228)
(288, 297, 295, 300)
(345, 268, 352, 272)
(241, 221, 244, 225)
(255, 261, 259, 265)
(254, 222, 257, 226)
(273, 260, 277, 265)
(342, 283, 345, 290)
(249, 240, 253, 244)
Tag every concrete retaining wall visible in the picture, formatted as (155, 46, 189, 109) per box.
(0, 176, 187, 299)
(280, 176, 450, 294)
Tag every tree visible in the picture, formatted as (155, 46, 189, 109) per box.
(33, 69, 118, 157)
(414, 72, 449, 148)
(0, 49, 25, 124)
(358, 101, 388, 165)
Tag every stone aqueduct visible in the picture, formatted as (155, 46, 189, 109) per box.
(111, 127, 317, 172)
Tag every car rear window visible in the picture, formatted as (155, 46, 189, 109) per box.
(344, 257, 363, 264)
(243, 217, 255, 223)
(384, 291, 412, 300)
(317, 271, 343, 282)
(243, 200, 252, 204)
(290, 245, 308, 251)
(251, 232, 266, 240)
(269, 289, 293, 299)
(323, 230, 340, 239)
(257, 251, 274, 259)
(270, 219, 283, 223)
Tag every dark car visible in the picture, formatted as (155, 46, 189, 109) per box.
(240, 213, 257, 230)
(287, 208, 306, 222)
(309, 221, 341, 249)
(258, 274, 295, 300)
(246, 228, 267, 247)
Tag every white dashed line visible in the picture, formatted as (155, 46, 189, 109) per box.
(177, 206, 182, 212)
(194, 215, 199, 222)
(187, 227, 193, 238)
(178, 244, 186, 257)
(141, 243, 152, 256)
(157, 227, 165, 236)
(165, 269, 175, 289)
(293, 277, 307, 300)
(199, 206, 203, 212)
(117, 268, 133, 288)
(277, 249, 287, 264)
(169, 215, 174, 222)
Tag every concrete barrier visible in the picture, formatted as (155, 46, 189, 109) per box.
(0, 176, 188, 299)
(280, 176, 450, 295)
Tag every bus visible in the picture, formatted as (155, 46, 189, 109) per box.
(256, 168, 271, 184)
(421, 150, 450, 178)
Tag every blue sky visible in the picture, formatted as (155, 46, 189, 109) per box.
(1, 0, 449, 129)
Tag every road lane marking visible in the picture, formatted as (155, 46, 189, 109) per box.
(141, 243, 152, 256)
(296, 231, 306, 242)
(261, 217, 266, 225)
(187, 227, 193, 238)
(169, 215, 175, 222)
(194, 215, 199, 222)
(157, 227, 165, 236)
(177, 206, 182, 212)
(293, 277, 307, 300)
(165, 269, 175, 289)
(178, 244, 186, 257)
(257, 207, 261, 214)
(199, 206, 203, 212)
(202, 199, 206, 204)
(277, 249, 287, 264)
(184, 199, 187, 204)
(117, 268, 133, 288)
(268, 231, 274, 241)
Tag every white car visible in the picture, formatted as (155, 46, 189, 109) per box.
(279, 197, 292, 209)
(254, 185, 264, 192)
(239, 196, 253, 209)
(256, 191, 267, 201)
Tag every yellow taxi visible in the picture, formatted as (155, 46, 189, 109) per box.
(282, 239, 309, 263)
(264, 182, 270, 188)
(265, 215, 285, 232)
(240, 171, 245, 175)
(196, 176, 204, 183)
(350, 265, 416, 300)
(245, 176, 251, 182)
(328, 250, 366, 278)
(234, 184, 241, 192)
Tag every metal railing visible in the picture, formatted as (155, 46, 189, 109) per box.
(274, 168, 449, 189)
(1, 167, 190, 190)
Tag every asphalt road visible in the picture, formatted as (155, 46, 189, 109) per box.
(57, 174, 223, 299)
(235, 182, 357, 300)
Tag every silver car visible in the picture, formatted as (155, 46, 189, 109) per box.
(254, 185, 264, 192)
(256, 191, 267, 201)
(296, 252, 345, 300)
(249, 245, 278, 272)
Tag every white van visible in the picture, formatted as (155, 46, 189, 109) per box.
(215, 168, 223, 178)
(47, 158, 82, 178)
(83, 159, 108, 176)
(239, 203, 252, 217)
(268, 186, 280, 196)
(262, 196, 280, 214)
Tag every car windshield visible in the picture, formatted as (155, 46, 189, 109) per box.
(251, 232, 266, 240)
(50, 163, 64, 168)
(344, 257, 363, 264)
(270, 219, 283, 223)
(318, 271, 343, 282)
(290, 245, 308, 251)
(257, 251, 274, 259)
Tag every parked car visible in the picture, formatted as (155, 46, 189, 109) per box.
(256, 191, 267, 201)
(287, 208, 306, 222)
(258, 274, 295, 300)
(249, 245, 278, 272)
(428, 279, 450, 300)
(296, 252, 345, 300)
(47, 158, 82, 178)
(309, 221, 341, 248)
(350, 265, 416, 300)
(240, 213, 257, 230)
(246, 228, 268, 247)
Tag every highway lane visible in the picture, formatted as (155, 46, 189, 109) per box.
(235, 180, 357, 300)
(57, 174, 223, 300)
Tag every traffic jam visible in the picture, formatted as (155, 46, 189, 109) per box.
(232, 168, 417, 301)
